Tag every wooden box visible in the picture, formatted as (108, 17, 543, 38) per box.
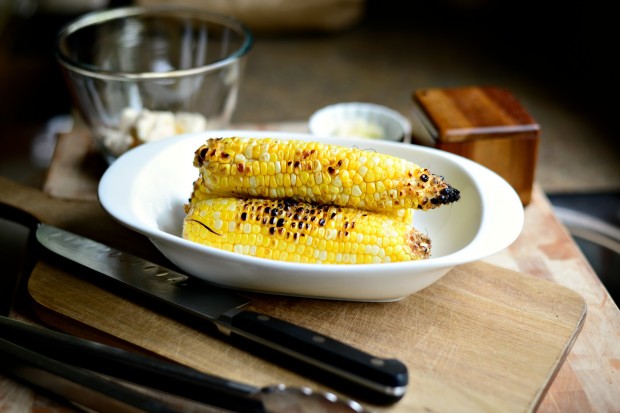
(410, 86, 540, 205)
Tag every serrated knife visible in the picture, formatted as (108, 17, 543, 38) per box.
(34, 223, 408, 405)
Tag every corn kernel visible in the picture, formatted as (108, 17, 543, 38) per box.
(192, 137, 460, 212)
(183, 197, 431, 264)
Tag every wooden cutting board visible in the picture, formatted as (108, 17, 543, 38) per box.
(27, 259, 586, 413)
(0, 176, 586, 412)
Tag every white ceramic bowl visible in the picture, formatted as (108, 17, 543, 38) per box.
(99, 130, 524, 301)
(309, 102, 412, 142)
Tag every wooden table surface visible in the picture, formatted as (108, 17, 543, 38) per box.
(1, 125, 619, 412)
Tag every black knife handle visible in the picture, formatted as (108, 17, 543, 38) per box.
(228, 310, 408, 404)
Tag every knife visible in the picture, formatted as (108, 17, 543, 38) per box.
(0, 315, 369, 413)
(34, 223, 408, 405)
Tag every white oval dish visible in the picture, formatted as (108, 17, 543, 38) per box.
(99, 130, 524, 301)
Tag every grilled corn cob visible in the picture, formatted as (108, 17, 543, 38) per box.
(183, 197, 431, 264)
(187, 176, 416, 224)
(193, 137, 460, 212)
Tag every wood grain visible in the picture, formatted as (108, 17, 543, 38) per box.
(413, 87, 540, 142)
(1, 121, 619, 412)
(507, 187, 620, 413)
(412, 86, 539, 205)
(26, 258, 585, 413)
(0, 174, 587, 412)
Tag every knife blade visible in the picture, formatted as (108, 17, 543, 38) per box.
(35, 223, 408, 404)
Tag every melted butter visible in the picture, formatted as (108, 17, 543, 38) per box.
(331, 118, 385, 139)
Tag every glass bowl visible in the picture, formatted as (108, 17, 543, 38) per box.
(56, 6, 253, 163)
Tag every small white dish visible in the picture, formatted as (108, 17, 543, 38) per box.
(308, 102, 412, 142)
(99, 130, 524, 301)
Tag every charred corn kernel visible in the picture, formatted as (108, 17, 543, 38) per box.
(187, 177, 415, 223)
(183, 197, 431, 264)
(193, 137, 459, 212)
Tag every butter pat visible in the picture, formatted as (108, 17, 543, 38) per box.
(102, 108, 208, 157)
